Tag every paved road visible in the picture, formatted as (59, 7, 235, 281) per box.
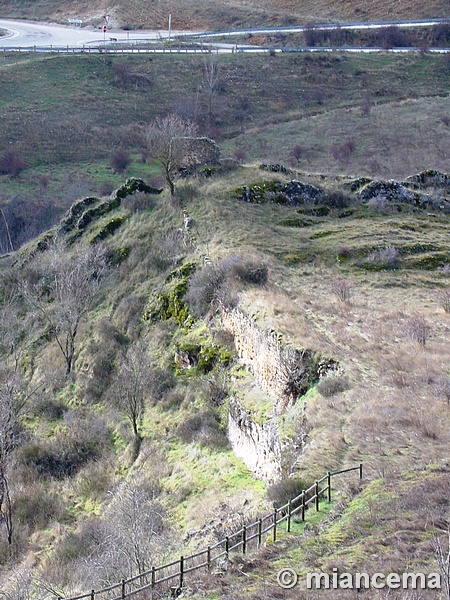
(0, 17, 448, 51)
(0, 18, 181, 48)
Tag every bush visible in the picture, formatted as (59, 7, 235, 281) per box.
(22, 414, 111, 478)
(185, 256, 267, 317)
(31, 394, 66, 420)
(404, 315, 432, 347)
(0, 150, 26, 177)
(330, 278, 352, 303)
(366, 246, 401, 270)
(185, 264, 226, 317)
(220, 255, 268, 286)
(13, 483, 67, 531)
(438, 289, 450, 313)
(175, 182, 199, 205)
(176, 411, 228, 449)
(317, 375, 350, 397)
(267, 477, 314, 510)
(110, 148, 131, 173)
(320, 189, 352, 209)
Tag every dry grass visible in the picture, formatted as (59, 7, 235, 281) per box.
(227, 95, 450, 180)
(0, 0, 447, 29)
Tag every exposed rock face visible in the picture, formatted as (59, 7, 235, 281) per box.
(221, 306, 340, 484)
(221, 306, 339, 413)
(176, 137, 221, 168)
(358, 178, 450, 211)
(228, 397, 282, 485)
(238, 180, 322, 205)
(404, 169, 450, 189)
(358, 180, 417, 203)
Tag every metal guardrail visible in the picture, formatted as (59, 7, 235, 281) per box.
(59, 464, 363, 600)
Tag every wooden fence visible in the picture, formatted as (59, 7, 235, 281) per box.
(59, 464, 363, 600)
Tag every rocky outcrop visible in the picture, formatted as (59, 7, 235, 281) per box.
(404, 169, 450, 189)
(221, 306, 339, 413)
(228, 397, 282, 485)
(237, 180, 322, 206)
(358, 180, 417, 203)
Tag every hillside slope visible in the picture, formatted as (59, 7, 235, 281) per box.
(0, 0, 448, 29)
(0, 165, 449, 598)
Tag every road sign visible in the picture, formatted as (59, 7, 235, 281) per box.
(103, 25, 107, 33)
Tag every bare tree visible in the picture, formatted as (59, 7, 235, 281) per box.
(110, 344, 151, 443)
(146, 114, 198, 196)
(202, 55, 220, 135)
(433, 526, 450, 599)
(105, 481, 168, 577)
(0, 367, 27, 547)
(22, 242, 108, 374)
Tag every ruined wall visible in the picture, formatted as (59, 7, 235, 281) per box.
(222, 306, 339, 484)
(228, 397, 282, 485)
(221, 306, 338, 413)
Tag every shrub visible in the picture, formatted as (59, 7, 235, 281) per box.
(438, 289, 450, 313)
(366, 246, 401, 270)
(176, 411, 228, 449)
(330, 278, 352, 303)
(110, 148, 131, 173)
(0, 150, 27, 177)
(219, 255, 268, 286)
(267, 477, 314, 510)
(13, 483, 67, 531)
(289, 144, 306, 164)
(185, 265, 226, 317)
(317, 375, 350, 397)
(320, 189, 352, 209)
(404, 315, 432, 347)
(22, 414, 111, 478)
(175, 182, 199, 205)
(31, 394, 66, 420)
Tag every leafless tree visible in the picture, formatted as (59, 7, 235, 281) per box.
(92, 480, 173, 583)
(0, 367, 27, 547)
(405, 314, 433, 347)
(22, 242, 109, 374)
(110, 344, 151, 442)
(146, 114, 198, 196)
(433, 525, 450, 599)
(202, 55, 220, 134)
(330, 278, 352, 304)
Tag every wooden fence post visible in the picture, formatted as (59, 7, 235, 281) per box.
(151, 566, 156, 587)
(242, 525, 247, 554)
(258, 518, 262, 547)
(287, 499, 292, 533)
(273, 508, 277, 542)
(179, 555, 184, 589)
(90, 590, 95, 600)
(207, 546, 211, 570)
(121, 579, 126, 599)
(301, 491, 305, 521)
(225, 536, 229, 558)
(315, 481, 319, 512)
(327, 472, 332, 502)
(359, 463, 363, 479)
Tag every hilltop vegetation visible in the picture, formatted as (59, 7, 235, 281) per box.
(0, 51, 448, 252)
(0, 160, 450, 597)
(0, 3, 450, 595)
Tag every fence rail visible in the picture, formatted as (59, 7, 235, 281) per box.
(1, 44, 449, 55)
(60, 464, 363, 600)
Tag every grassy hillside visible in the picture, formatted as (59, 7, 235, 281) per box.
(0, 16, 449, 597)
(0, 51, 448, 251)
(0, 0, 448, 29)
(0, 162, 449, 597)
